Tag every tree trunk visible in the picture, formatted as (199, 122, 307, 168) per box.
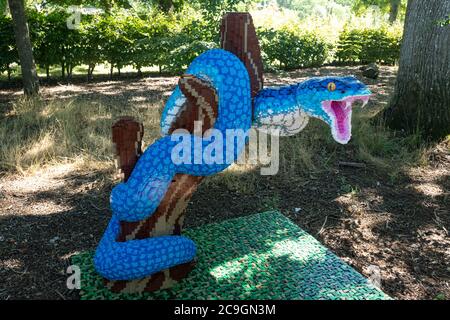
(7, 65, 11, 81)
(220, 12, 264, 100)
(389, 0, 401, 23)
(87, 64, 94, 81)
(8, 0, 39, 95)
(46, 65, 49, 81)
(383, 0, 450, 141)
(61, 61, 65, 79)
(67, 65, 73, 81)
(110, 63, 113, 79)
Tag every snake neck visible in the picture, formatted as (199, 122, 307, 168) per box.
(253, 83, 302, 121)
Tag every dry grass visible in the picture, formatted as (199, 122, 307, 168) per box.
(0, 95, 162, 175)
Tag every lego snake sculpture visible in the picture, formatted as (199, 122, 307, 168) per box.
(94, 49, 371, 280)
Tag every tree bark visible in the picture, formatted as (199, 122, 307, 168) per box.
(220, 12, 264, 118)
(87, 64, 95, 81)
(389, 0, 401, 23)
(67, 64, 73, 80)
(61, 61, 65, 79)
(8, 0, 39, 95)
(383, 0, 450, 141)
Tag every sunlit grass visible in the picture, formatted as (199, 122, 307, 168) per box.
(0, 96, 161, 175)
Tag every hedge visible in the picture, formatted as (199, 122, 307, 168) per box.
(335, 28, 402, 65)
(258, 27, 330, 70)
(0, 9, 403, 80)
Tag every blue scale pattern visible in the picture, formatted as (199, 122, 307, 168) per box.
(94, 49, 252, 280)
(254, 76, 371, 127)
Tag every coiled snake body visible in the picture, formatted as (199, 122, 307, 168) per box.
(94, 49, 371, 281)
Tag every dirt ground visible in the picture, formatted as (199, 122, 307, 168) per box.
(0, 66, 448, 300)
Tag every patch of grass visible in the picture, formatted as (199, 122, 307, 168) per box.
(351, 111, 429, 178)
(205, 164, 259, 195)
(0, 96, 161, 175)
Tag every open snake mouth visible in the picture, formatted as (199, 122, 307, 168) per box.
(322, 95, 370, 144)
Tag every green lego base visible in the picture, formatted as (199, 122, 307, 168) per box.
(72, 211, 390, 300)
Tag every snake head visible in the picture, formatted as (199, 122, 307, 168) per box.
(296, 76, 371, 144)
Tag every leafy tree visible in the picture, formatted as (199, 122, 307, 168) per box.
(37, 0, 132, 11)
(277, 0, 352, 19)
(28, 9, 60, 79)
(0, 14, 18, 80)
(192, 0, 252, 42)
(353, 0, 406, 23)
(1, 0, 7, 15)
(29, 8, 82, 80)
(78, 14, 104, 80)
(153, 0, 185, 12)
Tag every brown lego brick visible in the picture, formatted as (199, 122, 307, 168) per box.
(105, 260, 197, 294)
(169, 74, 219, 135)
(111, 116, 144, 182)
(220, 12, 264, 100)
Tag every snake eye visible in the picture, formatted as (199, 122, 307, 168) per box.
(327, 82, 336, 92)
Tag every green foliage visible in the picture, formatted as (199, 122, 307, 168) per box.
(166, 40, 217, 73)
(27, 9, 84, 77)
(0, 2, 405, 80)
(259, 27, 329, 70)
(437, 15, 450, 27)
(335, 27, 401, 65)
(0, 0, 7, 16)
(277, 0, 355, 20)
(96, 13, 135, 72)
(352, 0, 407, 21)
(0, 15, 18, 77)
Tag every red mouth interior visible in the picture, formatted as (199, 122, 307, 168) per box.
(331, 100, 347, 135)
(322, 95, 370, 144)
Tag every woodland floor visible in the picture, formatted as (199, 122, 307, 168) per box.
(0, 66, 448, 300)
